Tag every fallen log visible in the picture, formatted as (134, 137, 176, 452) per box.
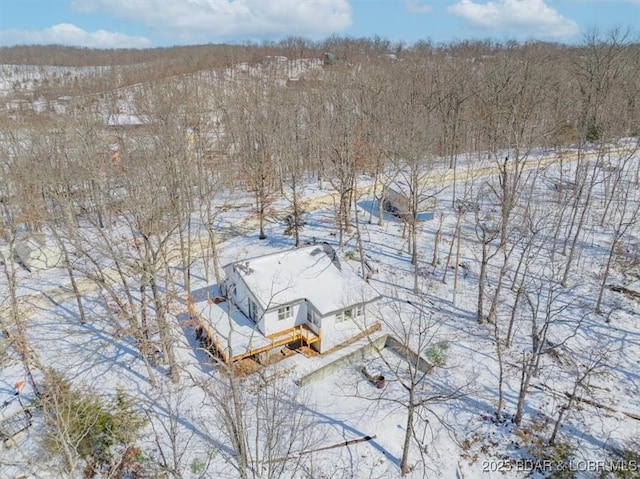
(609, 285, 640, 301)
(532, 383, 639, 421)
(563, 391, 616, 413)
(264, 434, 377, 464)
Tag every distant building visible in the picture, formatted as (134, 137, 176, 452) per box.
(323, 52, 340, 66)
(191, 245, 381, 363)
(383, 180, 436, 221)
(11, 234, 62, 272)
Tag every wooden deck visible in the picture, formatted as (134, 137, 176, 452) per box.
(187, 296, 321, 364)
(218, 324, 321, 363)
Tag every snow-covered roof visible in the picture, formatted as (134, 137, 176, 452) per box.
(196, 300, 270, 360)
(106, 113, 148, 127)
(225, 245, 380, 316)
(386, 179, 434, 202)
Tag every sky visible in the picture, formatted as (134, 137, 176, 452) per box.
(0, 0, 637, 49)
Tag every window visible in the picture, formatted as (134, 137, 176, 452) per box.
(278, 306, 293, 321)
(336, 309, 350, 323)
(248, 298, 258, 322)
(307, 308, 319, 326)
(336, 307, 362, 323)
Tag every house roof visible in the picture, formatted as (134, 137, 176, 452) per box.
(224, 245, 380, 316)
(196, 300, 271, 360)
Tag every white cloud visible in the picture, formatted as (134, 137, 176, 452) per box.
(404, 0, 432, 14)
(448, 0, 579, 39)
(71, 0, 353, 42)
(0, 23, 152, 48)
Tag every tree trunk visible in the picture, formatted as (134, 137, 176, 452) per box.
(595, 237, 616, 314)
(494, 320, 505, 421)
(400, 388, 415, 476)
(514, 352, 532, 426)
(59, 239, 87, 324)
(487, 251, 509, 324)
(148, 266, 179, 383)
(258, 189, 267, 240)
(477, 241, 488, 324)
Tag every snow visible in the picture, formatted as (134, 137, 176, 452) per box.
(2, 148, 640, 476)
(1, 57, 639, 476)
(226, 245, 381, 315)
(106, 113, 148, 126)
(194, 299, 271, 359)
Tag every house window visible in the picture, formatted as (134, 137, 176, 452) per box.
(307, 308, 319, 326)
(336, 307, 362, 323)
(278, 306, 293, 321)
(336, 309, 349, 323)
(248, 298, 258, 322)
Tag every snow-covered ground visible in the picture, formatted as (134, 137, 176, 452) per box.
(1, 147, 640, 478)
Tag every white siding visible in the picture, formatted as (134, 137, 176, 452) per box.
(223, 263, 380, 354)
(262, 301, 307, 336)
(317, 303, 370, 353)
(224, 265, 265, 334)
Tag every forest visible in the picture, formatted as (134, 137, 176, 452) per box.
(0, 31, 639, 478)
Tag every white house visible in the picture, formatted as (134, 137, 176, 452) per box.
(192, 244, 381, 363)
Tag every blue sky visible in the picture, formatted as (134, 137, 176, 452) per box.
(0, 1, 637, 49)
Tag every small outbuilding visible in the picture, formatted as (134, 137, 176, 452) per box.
(383, 180, 436, 221)
(9, 234, 62, 272)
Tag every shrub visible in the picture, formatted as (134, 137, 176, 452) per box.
(526, 439, 575, 479)
(426, 342, 449, 367)
(191, 456, 207, 474)
(609, 438, 640, 479)
(40, 369, 146, 473)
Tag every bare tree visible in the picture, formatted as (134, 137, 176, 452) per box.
(359, 293, 463, 476)
(548, 346, 611, 445)
(594, 148, 640, 314)
(513, 266, 578, 426)
(198, 366, 317, 479)
(0, 136, 42, 394)
(224, 77, 279, 241)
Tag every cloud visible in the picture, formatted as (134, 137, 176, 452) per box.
(404, 0, 432, 14)
(448, 0, 579, 39)
(0, 23, 152, 48)
(71, 0, 353, 42)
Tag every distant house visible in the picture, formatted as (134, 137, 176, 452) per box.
(383, 180, 436, 221)
(192, 244, 381, 363)
(11, 234, 62, 272)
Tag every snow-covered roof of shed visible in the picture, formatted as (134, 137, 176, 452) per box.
(385, 179, 433, 199)
(225, 245, 380, 315)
